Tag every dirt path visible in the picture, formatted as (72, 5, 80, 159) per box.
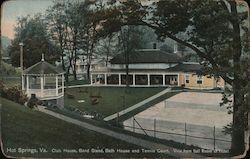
(37, 106, 202, 158)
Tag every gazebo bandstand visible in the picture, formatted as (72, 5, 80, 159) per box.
(22, 56, 65, 107)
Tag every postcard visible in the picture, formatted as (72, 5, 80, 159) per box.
(0, 0, 249, 158)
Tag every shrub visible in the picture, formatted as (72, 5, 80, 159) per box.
(0, 81, 28, 105)
(0, 81, 7, 96)
(27, 94, 38, 109)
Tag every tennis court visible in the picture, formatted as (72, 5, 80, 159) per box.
(123, 92, 232, 150)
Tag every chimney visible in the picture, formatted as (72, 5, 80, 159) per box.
(153, 43, 157, 49)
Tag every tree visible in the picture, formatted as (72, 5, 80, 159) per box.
(46, 0, 101, 82)
(97, 0, 248, 154)
(46, 1, 68, 79)
(118, 25, 146, 87)
(9, 14, 60, 68)
(145, 1, 248, 154)
(78, 0, 107, 81)
(46, 0, 84, 81)
(177, 42, 187, 56)
(96, 34, 119, 66)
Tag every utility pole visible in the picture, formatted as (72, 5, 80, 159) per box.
(19, 42, 24, 71)
(19, 42, 24, 90)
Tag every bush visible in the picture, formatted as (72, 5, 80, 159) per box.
(0, 81, 28, 105)
(27, 94, 38, 109)
(0, 81, 7, 96)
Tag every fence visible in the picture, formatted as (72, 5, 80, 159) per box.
(163, 100, 228, 112)
(123, 116, 232, 150)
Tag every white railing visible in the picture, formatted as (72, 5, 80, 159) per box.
(26, 88, 63, 98)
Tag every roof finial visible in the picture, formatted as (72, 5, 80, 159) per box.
(41, 53, 44, 61)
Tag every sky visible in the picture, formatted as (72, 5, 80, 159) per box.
(1, 0, 53, 39)
(1, 0, 248, 40)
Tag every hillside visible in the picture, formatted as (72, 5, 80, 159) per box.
(0, 97, 143, 158)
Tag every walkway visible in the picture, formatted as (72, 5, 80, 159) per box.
(37, 106, 202, 158)
(66, 84, 91, 88)
(104, 87, 173, 121)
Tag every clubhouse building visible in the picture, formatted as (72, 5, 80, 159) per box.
(90, 49, 225, 89)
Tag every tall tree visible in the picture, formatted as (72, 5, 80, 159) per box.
(9, 14, 60, 68)
(146, 0, 248, 154)
(78, 0, 105, 81)
(46, 1, 68, 79)
(46, 0, 95, 81)
(97, 0, 248, 154)
(118, 25, 145, 87)
(95, 34, 119, 66)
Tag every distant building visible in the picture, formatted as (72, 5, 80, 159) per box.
(90, 49, 224, 89)
(74, 54, 110, 80)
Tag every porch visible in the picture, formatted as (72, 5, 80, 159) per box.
(90, 72, 179, 87)
(22, 74, 64, 100)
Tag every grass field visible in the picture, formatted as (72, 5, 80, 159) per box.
(64, 87, 166, 118)
(1, 97, 173, 158)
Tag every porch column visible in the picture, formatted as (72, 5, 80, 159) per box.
(133, 74, 135, 86)
(62, 74, 64, 94)
(118, 73, 121, 86)
(147, 74, 150, 86)
(41, 75, 44, 97)
(104, 73, 107, 85)
(90, 74, 93, 85)
(163, 74, 165, 86)
(56, 75, 58, 96)
(43, 76, 46, 86)
(22, 75, 25, 90)
(177, 74, 180, 86)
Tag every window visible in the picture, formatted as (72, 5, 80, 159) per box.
(197, 75, 203, 84)
(185, 74, 190, 84)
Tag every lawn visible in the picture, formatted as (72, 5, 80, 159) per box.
(64, 87, 166, 118)
(0, 97, 170, 158)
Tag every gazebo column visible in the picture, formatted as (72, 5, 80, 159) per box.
(62, 74, 64, 94)
(163, 74, 165, 86)
(118, 73, 121, 86)
(26, 76, 29, 93)
(22, 75, 25, 90)
(41, 75, 44, 97)
(147, 74, 150, 86)
(90, 74, 93, 85)
(43, 76, 46, 86)
(56, 75, 58, 96)
(133, 74, 135, 86)
(104, 73, 107, 85)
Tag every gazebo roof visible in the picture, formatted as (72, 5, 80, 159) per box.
(23, 60, 64, 75)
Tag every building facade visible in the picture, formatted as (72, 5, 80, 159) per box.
(90, 49, 225, 89)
